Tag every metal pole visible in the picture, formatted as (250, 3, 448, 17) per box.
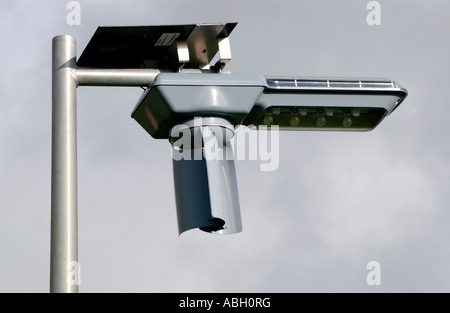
(75, 68, 215, 87)
(50, 35, 78, 293)
(75, 68, 160, 87)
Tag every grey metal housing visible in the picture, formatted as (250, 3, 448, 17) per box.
(132, 74, 267, 138)
(132, 73, 407, 138)
(170, 117, 242, 235)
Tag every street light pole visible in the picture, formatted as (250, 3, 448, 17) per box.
(49, 37, 172, 293)
(49, 37, 166, 293)
(50, 35, 78, 293)
(49, 23, 407, 293)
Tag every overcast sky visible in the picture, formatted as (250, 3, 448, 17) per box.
(1, 0, 449, 293)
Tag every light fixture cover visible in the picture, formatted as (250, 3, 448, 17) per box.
(132, 73, 407, 137)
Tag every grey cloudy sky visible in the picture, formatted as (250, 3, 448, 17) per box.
(1, 0, 449, 292)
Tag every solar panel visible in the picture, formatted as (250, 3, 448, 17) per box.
(77, 23, 237, 69)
